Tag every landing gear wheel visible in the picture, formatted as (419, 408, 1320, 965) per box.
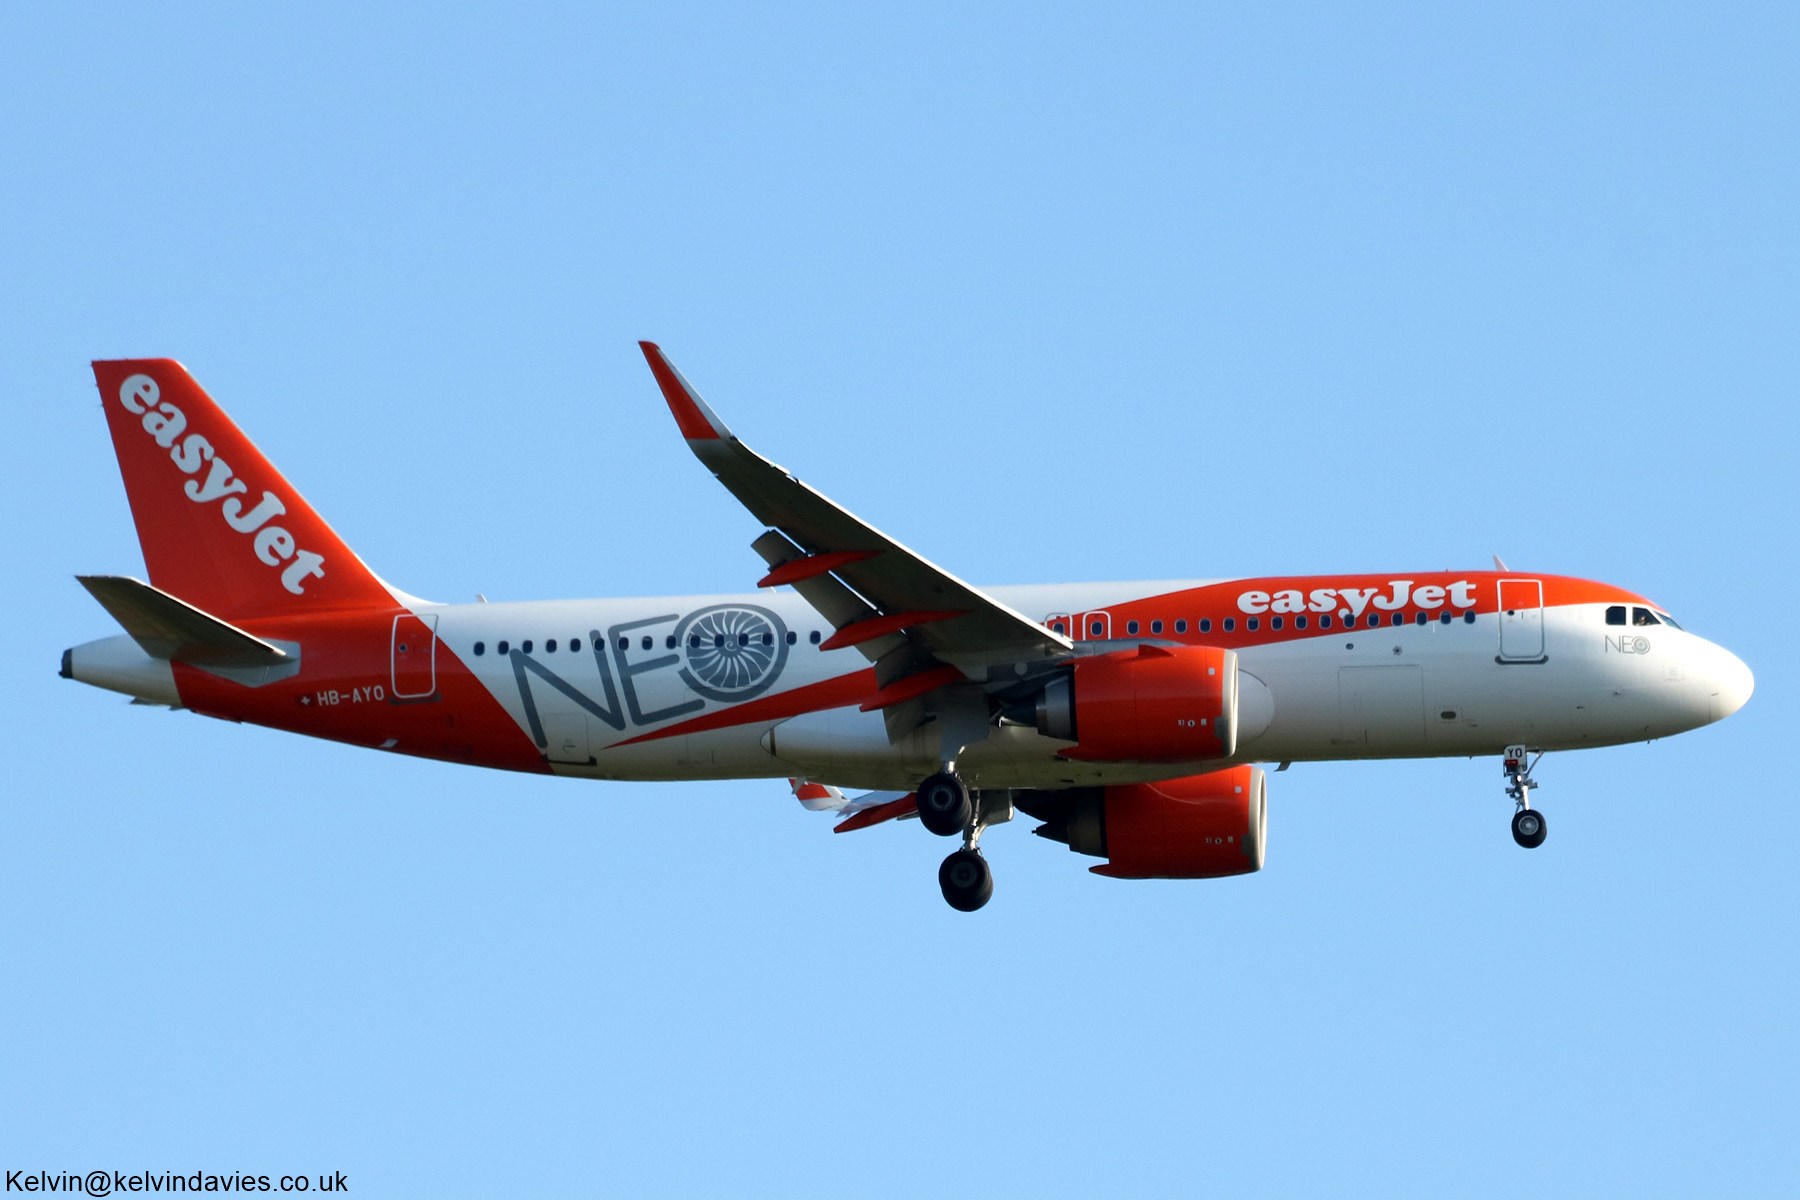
(939, 848, 994, 912)
(1511, 807, 1547, 849)
(916, 772, 972, 837)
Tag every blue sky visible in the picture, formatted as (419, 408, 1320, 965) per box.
(4, 2, 1796, 1195)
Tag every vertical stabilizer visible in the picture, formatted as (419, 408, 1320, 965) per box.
(91, 359, 400, 619)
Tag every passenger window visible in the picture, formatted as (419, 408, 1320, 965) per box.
(571, 638, 582, 653)
(1367, 614, 1380, 627)
(714, 634, 726, 648)
(785, 631, 796, 645)
(1415, 612, 1428, 626)
(1270, 617, 1283, 631)
(690, 635, 701, 648)
(619, 636, 630, 651)
(522, 640, 534, 654)
(1391, 613, 1403, 627)
(1320, 615, 1332, 630)
(642, 635, 654, 650)
(1295, 616, 1307, 630)
(546, 639, 558, 653)
(1127, 620, 1140, 635)
(1464, 612, 1476, 624)
(1605, 605, 1627, 626)
(1440, 612, 1452, 624)
(1089, 621, 1103, 637)
(809, 631, 821, 644)
(1151, 619, 1163, 634)
(1247, 618, 1260, 631)
(497, 640, 510, 655)
(1051, 621, 1066, 635)
(1222, 618, 1234, 633)
(1633, 607, 1660, 626)
(473, 641, 485, 656)
(761, 632, 773, 646)
(1176, 619, 1188, 634)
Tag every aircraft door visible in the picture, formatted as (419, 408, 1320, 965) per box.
(1497, 579, 1546, 663)
(391, 613, 439, 699)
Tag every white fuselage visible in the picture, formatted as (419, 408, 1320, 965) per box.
(418, 579, 1747, 791)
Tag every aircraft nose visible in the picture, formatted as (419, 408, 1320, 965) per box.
(1706, 643, 1754, 723)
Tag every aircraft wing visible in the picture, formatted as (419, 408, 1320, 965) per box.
(786, 778, 918, 833)
(640, 343, 1073, 685)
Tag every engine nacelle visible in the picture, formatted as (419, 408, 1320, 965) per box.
(1022, 766, 1268, 879)
(1036, 644, 1239, 761)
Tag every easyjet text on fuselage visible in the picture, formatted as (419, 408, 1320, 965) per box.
(1236, 579, 1479, 618)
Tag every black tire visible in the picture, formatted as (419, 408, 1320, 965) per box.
(915, 771, 971, 837)
(938, 848, 994, 912)
(1511, 807, 1547, 849)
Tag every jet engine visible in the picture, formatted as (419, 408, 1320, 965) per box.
(1019, 765, 1268, 879)
(1034, 644, 1239, 761)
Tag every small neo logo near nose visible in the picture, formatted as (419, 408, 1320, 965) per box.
(1605, 635, 1652, 654)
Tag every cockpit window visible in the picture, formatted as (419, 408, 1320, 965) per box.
(1605, 605, 1627, 626)
(1632, 607, 1661, 627)
(1656, 611, 1683, 630)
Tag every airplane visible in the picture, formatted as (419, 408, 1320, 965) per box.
(62, 347, 1755, 910)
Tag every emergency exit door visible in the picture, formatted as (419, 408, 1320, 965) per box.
(391, 612, 439, 699)
(1496, 579, 1545, 663)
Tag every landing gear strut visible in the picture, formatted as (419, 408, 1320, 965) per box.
(1504, 744, 1547, 849)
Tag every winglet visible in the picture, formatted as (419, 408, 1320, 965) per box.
(639, 342, 732, 441)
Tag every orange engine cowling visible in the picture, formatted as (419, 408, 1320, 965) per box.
(1020, 765, 1268, 879)
(1036, 644, 1239, 761)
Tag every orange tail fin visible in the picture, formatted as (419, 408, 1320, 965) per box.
(91, 359, 400, 619)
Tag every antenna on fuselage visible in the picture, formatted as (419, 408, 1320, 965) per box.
(1492, 555, 1510, 571)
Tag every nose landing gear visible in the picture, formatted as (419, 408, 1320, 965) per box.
(1504, 744, 1547, 849)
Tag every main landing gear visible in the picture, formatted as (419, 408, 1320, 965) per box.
(1504, 744, 1547, 849)
(916, 771, 972, 836)
(939, 847, 994, 912)
(916, 769, 996, 912)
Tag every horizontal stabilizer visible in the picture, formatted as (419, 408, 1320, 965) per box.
(76, 575, 290, 668)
